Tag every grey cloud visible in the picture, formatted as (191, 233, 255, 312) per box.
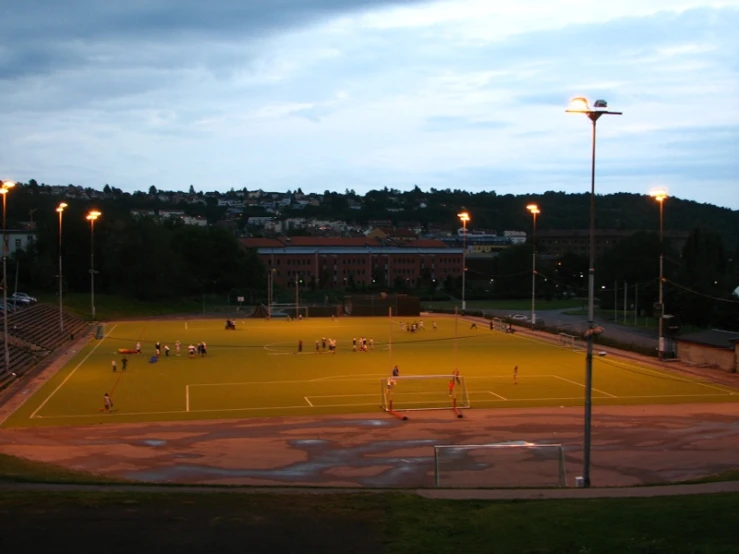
(0, 0, 427, 79)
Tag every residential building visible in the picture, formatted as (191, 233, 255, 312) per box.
(241, 236, 462, 290)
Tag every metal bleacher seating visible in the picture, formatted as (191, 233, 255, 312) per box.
(0, 303, 90, 381)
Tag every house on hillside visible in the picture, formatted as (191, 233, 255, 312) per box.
(676, 329, 739, 373)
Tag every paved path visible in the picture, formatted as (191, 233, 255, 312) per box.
(1, 480, 738, 499)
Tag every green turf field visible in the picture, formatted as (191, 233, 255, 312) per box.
(3, 315, 738, 428)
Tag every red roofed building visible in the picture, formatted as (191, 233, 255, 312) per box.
(240, 236, 461, 290)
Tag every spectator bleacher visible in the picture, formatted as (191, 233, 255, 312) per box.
(0, 303, 90, 382)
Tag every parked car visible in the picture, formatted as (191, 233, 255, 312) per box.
(508, 313, 529, 322)
(11, 292, 37, 304)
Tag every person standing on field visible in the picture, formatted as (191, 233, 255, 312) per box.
(513, 365, 518, 385)
(111, 359, 117, 372)
(103, 393, 114, 412)
(122, 356, 128, 371)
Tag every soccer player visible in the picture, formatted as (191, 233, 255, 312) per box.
(103, 393, 114, 412)
(121, 356, 128, 371)
(111, 359, 117, 372)
(164, 345, 170, 357)
(392, 365, 399, 377)
(452, 368, 461, 385)
(513, 365, 518, 385)
(136, 342, 141, 354)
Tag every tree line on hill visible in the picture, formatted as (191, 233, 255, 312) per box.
(3, 183, 738, 330)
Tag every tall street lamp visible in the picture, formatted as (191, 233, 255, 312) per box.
(1, 180, 15, 376)
(649, 188, 668, 360)
(86, 210, 101, 321)
(457, 210, 470, 311)
(295, 274, 301, 319)
(527, 204, 540, 328)
(267, 267, 274, 319)
(57, 202, 68, 333)
(566, 96, 622, 488)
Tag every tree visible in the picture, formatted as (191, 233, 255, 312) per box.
(149, 185, 158, 196)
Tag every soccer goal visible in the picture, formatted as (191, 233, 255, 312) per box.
(434, 442, 568, 488)
(491, 317, 504, 331)
(270, 304, 309, 319)
(558, 332, 583, 351)
(381, 375, 470, 412)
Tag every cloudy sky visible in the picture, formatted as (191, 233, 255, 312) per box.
(1, 0, 738, 208)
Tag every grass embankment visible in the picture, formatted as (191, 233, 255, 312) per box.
(0, 488, 737, 554)
(0, 452, 125, 484)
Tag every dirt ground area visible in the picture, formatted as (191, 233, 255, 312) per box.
(0, 402, 737, 488)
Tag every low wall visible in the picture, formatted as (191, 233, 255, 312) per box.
(677, 342, 738, 372)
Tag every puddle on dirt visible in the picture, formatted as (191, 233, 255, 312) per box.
(124, 438, 439, 487)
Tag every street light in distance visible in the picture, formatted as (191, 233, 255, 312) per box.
(457, 210, 470, 311)
(649, 188, 668, 360)
(526, 204, 540, 328)
(86, 210, 102, 321)
(57, 202, 68, 333)
(1, 180, 16, 377)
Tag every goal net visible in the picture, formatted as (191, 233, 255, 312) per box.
(559, 332, 583, 351)
(269, 304, 309, 319)
(381, 375, 470, 412)
(491, 317, 504, 331)
(434, 442, 567, 488)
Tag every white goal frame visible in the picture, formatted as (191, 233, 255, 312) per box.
(434, 442, 567, 488)
(269, 304, 309, 319)
(559, 332, 583, 350)
(381, 375, 470, 412)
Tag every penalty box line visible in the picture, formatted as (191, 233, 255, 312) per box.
(30, 323, 119, 420)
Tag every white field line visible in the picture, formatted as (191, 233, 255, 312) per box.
(312, 373, 388, 382)
(553, 375, 617, 398)
(306, 393, 379, 399)
(189, 376, 385, 387)
(488, 391, 508, 400)
(34, 390, 737, 420)
(597, 358, 737, 393)
(186, 385, 190, 412)
(304, 396, 313, 407)
(516, 329, 738, 395)
(30, 324, 118, 419)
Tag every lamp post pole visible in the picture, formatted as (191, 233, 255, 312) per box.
(57, 203, 68, 333)
(458, 211, 470, 311)
(527, 204, 540, 328)
(1, 181, 15, 376)
(295, 275, 300, 319)
(86, 210, 101, 321)
(566, 97, 621, 488)
(650, 189, 668, 360)
(267, 268, 273, 319)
